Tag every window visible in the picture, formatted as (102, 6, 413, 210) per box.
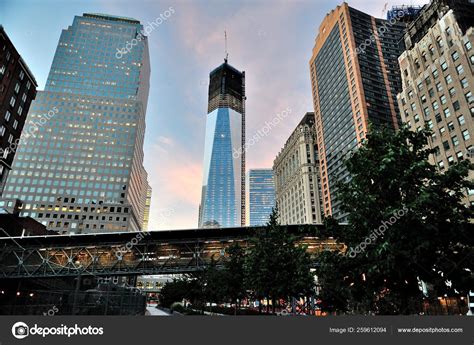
(429, 44, 435, 56)
(448, 121, 455, 132)
(415, 114, 420, 122)
(456, 65, 464, 75)
(9, 96, 15, 107)
(411, 103, 417, 111)
(438, 161, 445, 169)
(466, 41, 472, 51)
(14, 83, 20, 94)
(448, 156, 454, 165)
(427, 119, 434, 129)
(435, 113, 442, 123)
(432, 69, 439, 78)
(408, 90, 414, 99)
(417, 82, 424, 91)
(19, 70, 24, 80)
(12, 120, 18, 130)
(436, 82, 443, 92)
(452, 51, 459, 61)
(441, 61, 448, 70)
(4, 110, 11, 122)
(432, 101, 439, 110)
(7, 134, 13, 144)
(437, 37, 444, 48)
(26, 81, 31, 90)
(449, 87, 456, 97)
(452, 135, 459, 147)
(445, 74, 453, 84)
(17, 106, 23, 116)
(461, 78, 469, 89)
(443, 140, 450, 150)
(429, 88, 435, 97)
(444, 108, 451, 118)
(440, 94, 447, 104)
(453, 101, 460, 111)
(462, 130, 470, 141)
(433, 146, 440, 156)
(0, 65, 5, 75)
(0, 126, 5, 136)
(458, 115, 465, 126)
(456, 151, 463, 159)
(440, 126, 446, 134)
(465, 91, 473, 103)
(421, 95, 427, 103)
(21, 93, 26, 102)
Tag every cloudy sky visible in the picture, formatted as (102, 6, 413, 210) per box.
(0, 0, 427, 230)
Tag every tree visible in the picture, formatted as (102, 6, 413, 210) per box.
(159, 279, 191, 308)
(316, 126, 473, 314)
(222, 243, 246, 314)
(245, 208, 315, 313)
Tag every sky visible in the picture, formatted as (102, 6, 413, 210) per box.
(0, 0, 427, 230)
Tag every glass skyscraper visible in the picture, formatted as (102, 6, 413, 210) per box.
(246, 169, 275, 226)
(0, 13, 151, 233)
(199, 59, 246, 228)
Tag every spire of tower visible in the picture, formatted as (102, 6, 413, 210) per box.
(224, 30, 228, 63)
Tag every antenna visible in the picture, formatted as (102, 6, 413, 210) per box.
(224, 30, 228, 63)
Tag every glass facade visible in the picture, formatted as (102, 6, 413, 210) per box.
(247, 169, 275, 226)
(0, 13, 150, 233)
(199, 61, 245, 228)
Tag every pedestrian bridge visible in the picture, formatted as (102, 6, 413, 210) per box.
(0, 225, 343, 279)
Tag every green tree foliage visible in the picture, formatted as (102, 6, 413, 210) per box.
(316, 126, 473, 314)
(245, 208, 315, 313)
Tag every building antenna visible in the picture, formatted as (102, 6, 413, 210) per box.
(224, 30, 228, 63)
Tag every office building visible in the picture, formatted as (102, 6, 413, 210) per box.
(0, 26, 38, 196)
(397, 0, 474, 205)
(273, 113, 322, 225)
(246, 169, 275, 226)
(309, 3, 406, 221)
(0, 14, 151, 233)
(199, 58, 246, 228)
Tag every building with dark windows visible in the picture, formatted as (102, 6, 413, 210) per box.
(273, 113, 322, 225)
(309, 4, 406, 221)
(199, 59, 246, 228)
(0, 26, 37, 196)
(246, 169, 275, 226)
(397, 0, 474, 206)
(0, 14, 151, 233)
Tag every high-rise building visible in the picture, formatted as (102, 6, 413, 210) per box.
(199, 59, 246, 228)
(0, 14, 151, 233)
(397, 0, 474, 205)
(0, 26, 38, 196)
(246, 169, 275, 226)
(273, 113, 322, 225)
(309, 3, 406, 221)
